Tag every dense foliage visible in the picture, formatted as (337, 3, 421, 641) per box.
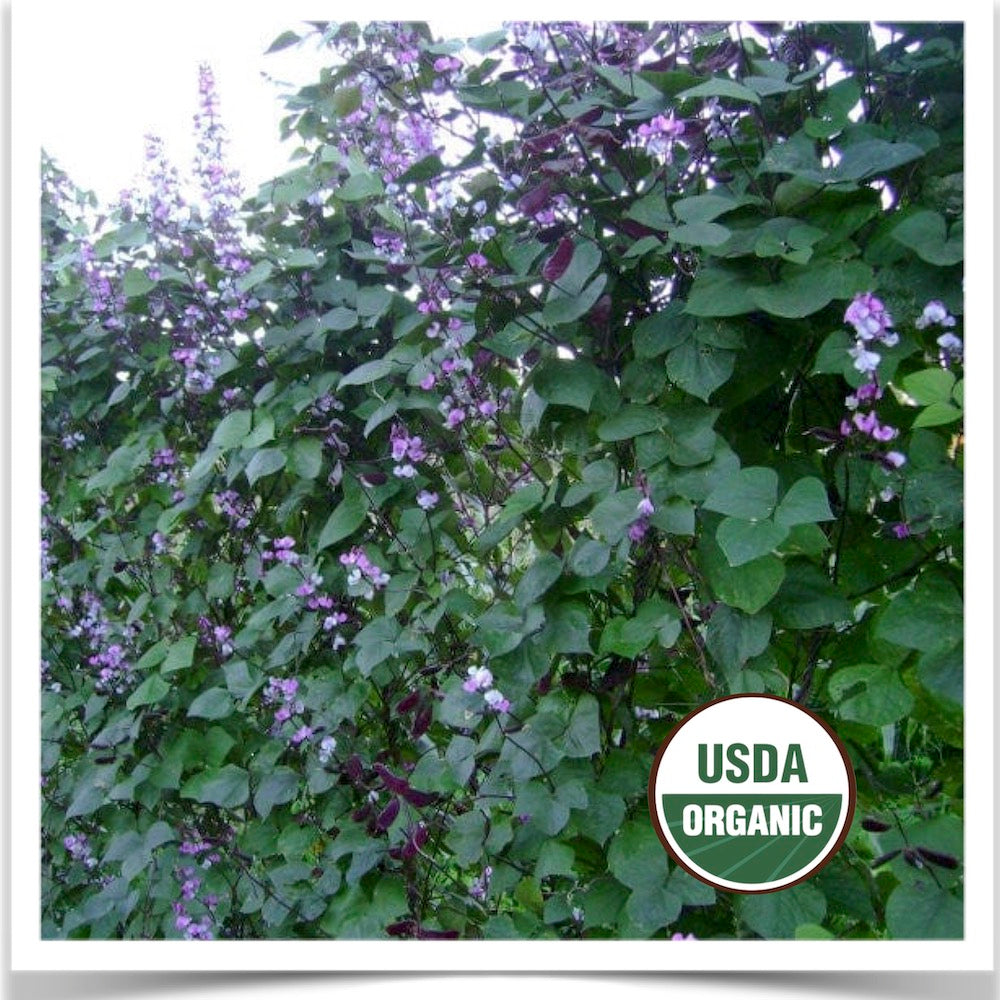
(41, 21, 964, 941)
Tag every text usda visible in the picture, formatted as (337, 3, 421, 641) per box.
(648, 694, 857, 894)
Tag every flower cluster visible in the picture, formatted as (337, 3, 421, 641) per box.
(89, 642, 134, 696)
(635, 112, 685, 161)
(171, 346, 222, 394)
(197, 616, 234, 658)
(462, 665, 511, 714)
(389, 422, 428, 478)
(915, 300, 962, 367)
(838, 292, 906, 474)
(63, 833, 97, 869)
(844, 291, 899, 374)
(262, 536, 300, 565)
(213, 489, 255, 530)
(469, 864, 493, 900)
(172, 863, 218, 940)
(628, 476, 655, 543)
(340, 547, 391, 600)
(262, 676, 304, 733)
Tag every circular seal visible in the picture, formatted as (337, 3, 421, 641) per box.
(648, 694, 856, 894)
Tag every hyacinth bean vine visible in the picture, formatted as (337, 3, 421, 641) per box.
(41, 22, 964, 941)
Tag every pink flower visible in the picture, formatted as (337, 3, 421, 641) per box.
(636, 496, 655, 517)
(419, 372, 436, 390)
(445, 408, 466, 429)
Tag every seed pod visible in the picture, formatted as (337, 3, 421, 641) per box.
(402, 786, 438, 807)
(386, 919, 417, 938)
(351, 803, 372, 823)
(395, 690, 420, 715)
(915, 846, 959, 870)
(373, 762, 411, 795)
(516, 181, 552, 218)
(375, 796, 400, 832)
(412, 823, 429, 850)
(410, 704, 433, 738)
(870, 848, 902, 868)
(343, 755, 364, 783)
(861, 816, 892, 833)
(541, 237, 574, 283)
(522, 129, 564, 154)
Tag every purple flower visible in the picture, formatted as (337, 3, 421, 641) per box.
(463, 666, 494, 693)
(419, 372, 436, 390)
(848, 343, 881, 374)
(291, 725, 313, 746)
(417, 490, 439, 510)
(483, 689, 511, 713)
(845, 292, 893, 342)
(883, 451, 907, 469)
(466, 252, 489, 269)
(636, 496, 655, 518)
(671, 932, 697, 941)
(915, 300, 956, 330)
(445, 408, 466, 429)
(628, 519, 650, 543)
(891, 522, 911, 540)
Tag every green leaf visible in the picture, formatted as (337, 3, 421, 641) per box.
(666, 339, 735, 401)
(266, 30, 301, 53)
(913, 402, 962, 428)
(590, 489, 644, 544)
(514, 552, 563, 610)
(181, 765, 250, 809)
(515, 783, 570, 837)
(703, 467, 779, 520)
(564, 694, 602, 757)
(828, 663, 914, 726)
(597, 405, 666, 441)
(902, 368, 956, 406)
(446, 811, 486, 865)
(244, 448, 286, 486)
(161, 636, 196, 674)
(749, 260, 873, 319)
(741, 883, 826, 939)
(607, 821, 668, 889)
(289, 438, 323, 479)
(886, 883, 962, 939)
(125, 674, 171, 710)
(716, 517, 789, 567)
(772, 563, 851, 629)
(253, 767, 300, 820)
(536, 841, 576, 879)
(122, 268, 155, 298)
(187, 687, 234, 721)
(705, 606, 773, 675)
(236, 260, 274, 293)
(891, 210, 963, 267)
(353, 616, 402, 675)
(211, 409, 252, 449)
(336, 171, 384, 202)
(543, 273, 608, 326)
(532, 358, 605, 411)
(317, 492, 368, 551)
(338, 357, 398, 388)
(677, 77, 761, 106)
(774, 477, 835, 527)
(567, 538, 611, 577)
(700, 535, 786, 616)
(876, 573, 962, 654)
(669, 222, 732, 247)
(625, 884, 682, 936)
(633, 303, 695, 358)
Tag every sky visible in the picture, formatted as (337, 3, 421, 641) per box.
(32, 6, 527, 206)
(36, 7, 332, 202)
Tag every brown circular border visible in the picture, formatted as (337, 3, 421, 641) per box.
(646, 693, 857, 895)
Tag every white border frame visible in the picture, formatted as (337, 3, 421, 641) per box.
(8, 0, 994, 973)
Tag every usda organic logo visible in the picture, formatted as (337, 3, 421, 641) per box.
(648, 694, 856, 894)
